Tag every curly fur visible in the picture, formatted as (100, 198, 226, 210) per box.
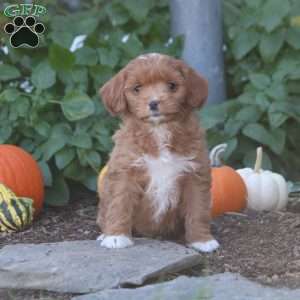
(97, 53, 219, 251)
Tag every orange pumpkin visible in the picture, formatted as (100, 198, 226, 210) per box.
(210, 144, 247, 217)
(0, 145, 44, 214)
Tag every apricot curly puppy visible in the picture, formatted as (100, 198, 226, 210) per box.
(97, 53, 219, 253)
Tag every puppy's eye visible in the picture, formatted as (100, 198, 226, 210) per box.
(133, 84, 142, 94)
(167, 81, 177, 92)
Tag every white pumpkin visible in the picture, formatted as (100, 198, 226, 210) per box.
(237, 147, 288, 211)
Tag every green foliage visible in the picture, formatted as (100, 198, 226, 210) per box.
(201, 0, 300, 179)
(0, 0, 182, 205)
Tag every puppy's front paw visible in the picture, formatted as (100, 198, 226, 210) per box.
(96, 234, 105, 241)
(188, 239, 220, 253)
(100, 235, 134, 249)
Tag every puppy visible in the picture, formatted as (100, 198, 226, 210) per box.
(97, 53, 219, 253)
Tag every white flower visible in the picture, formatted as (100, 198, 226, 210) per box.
(164, 37, 173, 47)
(121, 34, 130, 43)
(1, 46, 9, 55)
(20, 80, 34, 93)
(69, 35, 87, 52)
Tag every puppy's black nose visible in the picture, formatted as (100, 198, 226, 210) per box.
(149, 100, 159, 111)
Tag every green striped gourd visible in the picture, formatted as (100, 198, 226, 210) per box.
(0, 183, 34, 232)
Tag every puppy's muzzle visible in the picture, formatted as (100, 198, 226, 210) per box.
(149, 100, 159, 111)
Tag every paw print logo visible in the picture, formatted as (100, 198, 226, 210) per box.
(4, 16, 45, 48)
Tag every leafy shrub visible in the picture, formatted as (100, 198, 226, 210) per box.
(201, 0, 300, 180)
(0, 0, 182, 205)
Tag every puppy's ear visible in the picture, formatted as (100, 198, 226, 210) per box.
(176, 60, 208, 108)
(100, 69, 127, 116)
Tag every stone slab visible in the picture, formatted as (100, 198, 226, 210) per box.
(0, 239, 201, 294)
(72, 272, 300, 300)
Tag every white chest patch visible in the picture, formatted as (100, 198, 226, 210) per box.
(133, 126, 199, 222)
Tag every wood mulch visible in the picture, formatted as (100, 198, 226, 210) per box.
(0, 186, 299, 299)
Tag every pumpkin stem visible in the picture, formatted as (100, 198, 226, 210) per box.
(209, 143, 228, 167)
(254, 147, 263, 173)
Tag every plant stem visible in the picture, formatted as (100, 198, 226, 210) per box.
(48, 100, 61, 104)
(254, 147, 263, 173)
(209, 143, 227, 167)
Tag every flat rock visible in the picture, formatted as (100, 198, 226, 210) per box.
(73, 272, 300, 300)
(0, 239, 201, 294)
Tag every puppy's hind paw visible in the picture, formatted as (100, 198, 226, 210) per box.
(100, 235, 134, 249)
(188, 239, 220, 253)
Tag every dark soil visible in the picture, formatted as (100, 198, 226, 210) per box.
(208, 202, 300, 289)
(0, 187, 299, 299)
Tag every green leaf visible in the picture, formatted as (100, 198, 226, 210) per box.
(273, 57, 300, 81)
(224, 119, 245, 136)
(249, 73, 271, 89)
(206, 130, 231, 150)
(259, 29, 285, 62)
(61, 92, 95, 121)
(15, 96, 30, 117)
(76, 148, 88, 167)
(0, 125, 12, 143)
(42, 138, 66, 162)
(90, 65, 114, 87)
(245, 0, 263, 9)
(98, 47, 120, 68)
(259, 0, 291, 32)
(75, 47, 98, 66)
(269, 102, 300, 121)
(232, 29, 260, 59)
(51, 13, 99, 36)
(82, 173, 97, 191)
(85, 150, 102, 170)
(265, 82, 287, 101)
(121, 33, 144, 58)
(49, 31, 74, 49)
(239, 7, 260, 29)
(268, 111, 288, 128)
(45, 173, 70, 206)
(38, 161, 52, 187)
(242, 123, 285, 154)
(199, 103, 228, 129)
(222, 138, 238, 160)
(31, 61, 56, 89)
(224, 2, 241, 27)
(49, 44, 75, 71)
(55, 147, 76, 170)
(287, 81, 300, 95)
(286, 27, 300, 49)
(35, 121, 51, 137)
(105, 2, 129, 26)
(8, 108, 18, 122)
(41, 124, 72, 161)
(72, 14, 99, 35)
(235, 106, 262, 122)
(69, 134, 92, 149)
(0, 64, 21, 81)
(71, 67, 88, 83)
(0, 88, 20, 102)
(20, 139, 35, 153)
(122, 0, 153, 23)
(63, 160, 87, 181)
(94, 133, 113, 152)
(254, 93, 270, 111)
